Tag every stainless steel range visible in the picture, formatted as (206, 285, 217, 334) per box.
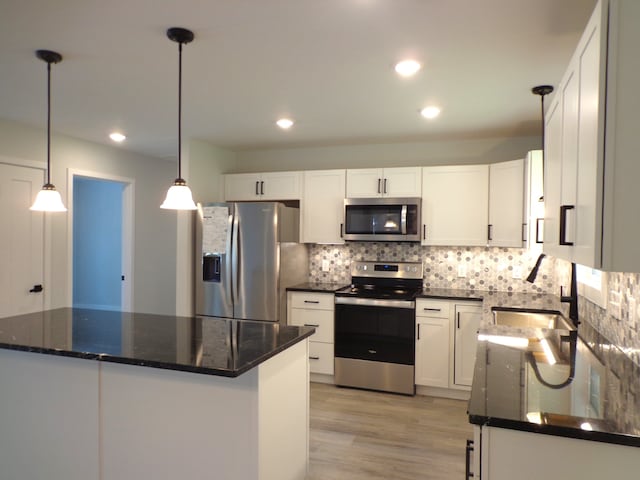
(334, 261, 423, 395)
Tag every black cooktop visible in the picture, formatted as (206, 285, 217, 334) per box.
(335, 284, 422, 301)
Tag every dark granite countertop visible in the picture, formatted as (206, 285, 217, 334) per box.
(0, 308, 314, 378)
(468, 317, 640, 447)
(287, 282, 349, 293)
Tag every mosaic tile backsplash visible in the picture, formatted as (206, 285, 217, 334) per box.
(552, 256, 640, 367)
(309, 243, 561, 294)
(309, 243, 640, 366)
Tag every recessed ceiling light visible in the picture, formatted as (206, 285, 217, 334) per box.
(395, 60, 421, 77)
(109, 132, 126, 142)
(420, 106, 441, 119)
(276, 118, 294, 129)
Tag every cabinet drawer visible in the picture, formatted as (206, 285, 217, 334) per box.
(289, 292, 334, 310)
(308, 342, 334, 375)
(416, 299, 451, 318)
(289, 309, 333, 343)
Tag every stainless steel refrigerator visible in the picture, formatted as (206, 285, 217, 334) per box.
(195, 202, 308, 323)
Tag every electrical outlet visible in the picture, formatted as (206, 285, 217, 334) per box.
(321, 259, 330, 272)
(512, 266, 523, 279)
(457, 264, 467, 278)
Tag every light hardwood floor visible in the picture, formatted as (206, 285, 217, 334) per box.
(307, 382, 472, 480)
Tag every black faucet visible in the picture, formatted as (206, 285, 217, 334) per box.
(561, 262, 579, 327)
(525, 253, 546, 283)
(526, 253, 579, 327)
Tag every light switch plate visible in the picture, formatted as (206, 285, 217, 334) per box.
(512, 266, 523, 279)
(457, 264, 467, 278)
(322, 259, 330, 272)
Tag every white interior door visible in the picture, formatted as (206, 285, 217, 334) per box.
(0, 163, 45, 318)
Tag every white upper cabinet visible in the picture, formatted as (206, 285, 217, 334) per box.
(488, 159, 525, 247)
(346, 167, 421, 198)
(421, 165, 489, 246)
(224, 171, 302, 201)
(301, 169, 346, 244)
(544, 0, 640, 271)
(523, 150, 544, 253)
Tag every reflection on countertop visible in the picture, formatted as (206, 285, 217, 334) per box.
(469, 315, 640, 447)
(287, 282, 350, 293)
(0, 308, 314, 377)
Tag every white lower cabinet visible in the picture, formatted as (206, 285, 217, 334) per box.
(288, 291, 334, 375)
(453, 303, 482, 388)
(472, 425, 640, 479)
(415, 299, 451, 388)
(415, 298, 481, 391)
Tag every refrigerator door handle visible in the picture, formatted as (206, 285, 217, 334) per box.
(231, 206, 240, 307)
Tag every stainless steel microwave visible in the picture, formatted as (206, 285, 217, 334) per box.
(343, 197, 421, 242)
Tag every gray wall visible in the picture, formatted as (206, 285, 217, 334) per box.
(232, 134, 540, 172)
(0, 118, 178, 315)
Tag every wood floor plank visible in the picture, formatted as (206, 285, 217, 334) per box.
(307, 383, 472, 480)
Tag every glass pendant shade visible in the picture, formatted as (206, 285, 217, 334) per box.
(30, 184, 67, 212)
(160, 179, 197, 210)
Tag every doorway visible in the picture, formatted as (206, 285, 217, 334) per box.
(70, 171, 134, 312)
(0, 161, 45, 317)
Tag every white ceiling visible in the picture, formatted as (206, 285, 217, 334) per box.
(0, 0, 596, 160)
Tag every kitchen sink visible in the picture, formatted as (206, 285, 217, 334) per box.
(492, 308, 574, 330)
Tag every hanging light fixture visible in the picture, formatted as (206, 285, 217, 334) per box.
(30, 50, 67, 212)
(531, 85, 554, 203)
(160, 27, 197, 210)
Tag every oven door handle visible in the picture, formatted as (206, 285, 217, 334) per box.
(335, 297, 415, 309)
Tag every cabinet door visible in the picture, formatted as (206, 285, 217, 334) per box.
(260, 171, 302, 200)
(302, 170, 346, 244)
(523, 150, 544, 253)
(488, 159, 525, 247)
(453, 303, 481, 388)
(224, 173, 262, 201)
(559, 69, 580, 255)
(421, 165, 489, 246)
(543, 96, 563, 258)
(382, 167, 422, 198)
(574, 15, 602, 268)
(415, 318, 450, 388)
(345, 168, 384, 197)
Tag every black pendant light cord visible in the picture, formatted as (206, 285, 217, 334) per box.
(177, 41, 183, 182)
(167, 27, 194, 186)
(532, 85, 554, 189)
(46, 60, 52, 186)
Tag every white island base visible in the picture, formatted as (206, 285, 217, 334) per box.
(0, 340, 309, 480)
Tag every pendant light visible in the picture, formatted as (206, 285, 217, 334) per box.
(531, 85, 554, 203)
(30, 50, 67, 212)
(160, 27, 197, 210)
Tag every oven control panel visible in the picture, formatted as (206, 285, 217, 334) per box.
(350, 261, 423, 279)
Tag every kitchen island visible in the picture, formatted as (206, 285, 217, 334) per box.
(0, 308, 314, 480)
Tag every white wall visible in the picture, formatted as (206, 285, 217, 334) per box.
(233, 134, 540, 172)
(0, 119, 178, 315)
(188, 139, 236, 203)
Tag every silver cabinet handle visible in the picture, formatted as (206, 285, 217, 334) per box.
(304, 300, 320, 304)
(260, 181, 265, 195)
(423, 307, 441, 312)
(383, 178, 388, 194)
(309, 356, 320, 360)
(255, 181, 260, 195)
(377, 178, 382, 194)
(304, 323, 320, 327)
